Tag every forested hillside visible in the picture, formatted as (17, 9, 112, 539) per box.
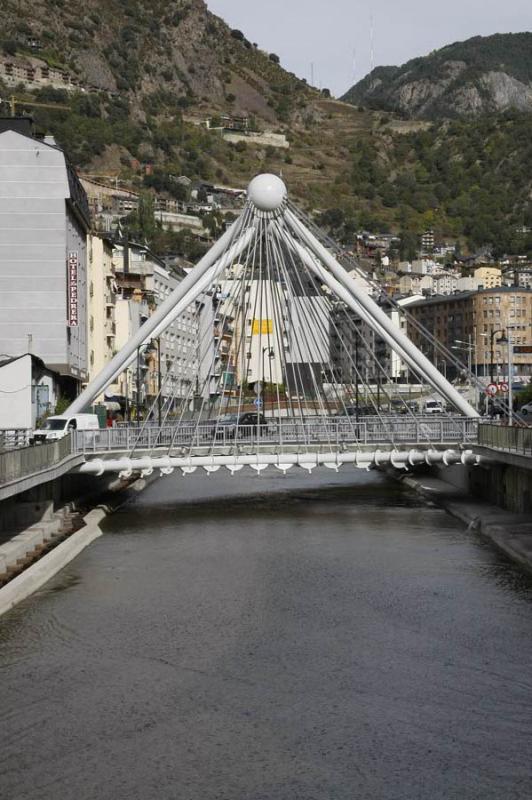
(338, 112, 532, 256)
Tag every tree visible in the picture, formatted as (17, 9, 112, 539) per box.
(129, 192, 156, 242)
(399, 231, 419, 261)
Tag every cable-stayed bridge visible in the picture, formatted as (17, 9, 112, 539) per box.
(64, 174, 493, 480)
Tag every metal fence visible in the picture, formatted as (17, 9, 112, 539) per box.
(73, 416, 479, 454)
(0, 435, 73, 485)
(478, 424, 532, 456)
(0, 429, 32, 452)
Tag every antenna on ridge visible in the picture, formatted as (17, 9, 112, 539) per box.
(310, 62, 315, 87)
(370, 12, 375, 71)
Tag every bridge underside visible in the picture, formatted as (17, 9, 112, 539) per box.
(79, 446, 486, 479)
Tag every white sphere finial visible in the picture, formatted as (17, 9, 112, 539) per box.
(247, 173, 287, 212)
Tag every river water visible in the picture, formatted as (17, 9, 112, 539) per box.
(1, 470, 531, 800)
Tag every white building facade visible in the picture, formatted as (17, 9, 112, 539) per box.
(0, 121, 90, 396)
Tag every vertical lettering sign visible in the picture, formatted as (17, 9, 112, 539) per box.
(67, 251, 79, 327)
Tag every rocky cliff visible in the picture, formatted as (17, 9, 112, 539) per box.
(342, 33, 532, 118)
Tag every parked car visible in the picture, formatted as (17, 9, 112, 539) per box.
(422, 399, 444, 414)
(31, 413, 100, 444)
(206, 412, 270, 440)
(517, 401, 532, 418)
(340, 405, 377, 417)
(390, 399, 420, 414)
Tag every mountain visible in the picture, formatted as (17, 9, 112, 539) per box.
(1, 5, 532, 257)
(341, 33, 532, 118)
(0, 0, 308, 121)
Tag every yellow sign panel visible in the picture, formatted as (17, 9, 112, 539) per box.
(252, 319, 273, 335)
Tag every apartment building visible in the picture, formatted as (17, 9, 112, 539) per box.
(0, 119, 90, 397)
(87, 234, 116, 392)
(406, 287, 532, 378)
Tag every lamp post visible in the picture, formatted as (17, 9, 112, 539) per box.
(144, 339, 162, 426)
(136, 342, 156, 427)
(453, 335, 477, 406)
(481, 328, 509, 419)
(261, 347, 274, 416)
(152, 338, 162, 427)
(486, 328, 507, 384)
(136, 345, 142, 427)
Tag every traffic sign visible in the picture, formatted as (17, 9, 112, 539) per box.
(486, 383, 498, 396)
(254, 397, 263, 407)
(498, 382, 509, 393)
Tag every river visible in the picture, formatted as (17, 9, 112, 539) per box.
(1, 470, 531, 799)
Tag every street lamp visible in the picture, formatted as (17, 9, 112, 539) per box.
(136, 341, 158, 427)
(483, 328, 508, 384)
(452, 336, 477, 406)
(261, 347, 274, 416)
(480, 328, 510, 420)
(148, 338, 162, 427)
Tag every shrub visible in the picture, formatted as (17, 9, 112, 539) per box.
(2, 39, 18, 55)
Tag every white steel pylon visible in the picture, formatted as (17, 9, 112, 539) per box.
(67, 174, 478, 419)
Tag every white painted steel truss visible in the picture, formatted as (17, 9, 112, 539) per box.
(68, 174, 481, 477)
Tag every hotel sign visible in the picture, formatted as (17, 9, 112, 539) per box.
(67, 251, 79, 327)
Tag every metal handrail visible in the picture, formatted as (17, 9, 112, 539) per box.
(478, 424, 532, 456)
(0, 434, 74, 485)
(73, 417, 479, 454)
(0, 428, 32, 452)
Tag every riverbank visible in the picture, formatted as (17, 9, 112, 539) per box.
(399, 472, 532, 572)
(0, 476, 149, 617)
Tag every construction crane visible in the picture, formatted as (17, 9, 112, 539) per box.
(3, 95, 70, 116)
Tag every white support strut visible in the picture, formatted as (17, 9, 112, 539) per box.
(283, 209, 479, 418)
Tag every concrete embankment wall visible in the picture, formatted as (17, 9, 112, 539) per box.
(0, 508, 106, 617)
(468, 462, 532, 515)
(0, 471, 128, 538)
(0, 473, 150, 616)
(431, 461, 532, 516)
(400, 460, 532, 572)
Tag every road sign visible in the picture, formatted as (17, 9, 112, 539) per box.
(486, 383, 498, 396)
(254, 397, 263, 407)
(498, 382, 509, 393)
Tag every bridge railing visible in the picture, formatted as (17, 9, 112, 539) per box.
(0, 429, 32, 452)
(478, 423, 532, 456)
(0, 434, 74, 486)
(73, 416, 479, 454)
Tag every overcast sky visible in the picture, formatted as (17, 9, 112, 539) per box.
(206, 0, 532, 96)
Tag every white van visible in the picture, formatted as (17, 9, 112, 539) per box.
(31, 414, 100, 444)
(422, 399, 444, 414)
